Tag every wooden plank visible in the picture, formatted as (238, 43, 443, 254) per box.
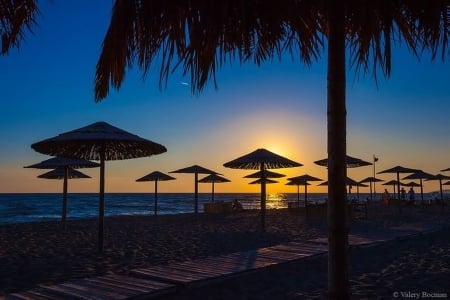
(85, 277, 153, 295)
(40, 285, 94, 300)
(104, 274, 175, 291)
(286, 241, 329, 251)
(143, 266, 214, 281)
(211, 253, 278, 268)
(85, 275, 175, 294)
(268, 244, 320, 256)
(6, 290, 64, 300)
(61, 280, 141, 299)
(185, 258, 253, 272)
(173, 259, 247, 274)
(255, 248, 309, 260)
(283, 242, 329, 254)
(221, 251, 281, 264)
(131, 268, 206, 285)
(166, 263, 230, 277)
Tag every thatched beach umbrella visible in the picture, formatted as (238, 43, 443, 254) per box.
(136, 171, 176, 216)
(287, 174, 323, 210)
(402, 171, 435, 203)
(170, 165, 219, 214)
(402, 182, 421, 188)
(286, 180, 311, 208)
(314, 155, 371, 197)
(31, 121, 167, 253)
(320, 177, 367, 200)
(38, 167, 91, 179)
(224, 148, 302, 231)
(378, 166, 419, 201)
(359, 177, 384, 202)
(382, 180, 400, 196)
(198, 174, 230, 203)
(314, 155, 372, 168)
(425, 174, 450, 205)
(441, 168, 450, 172)
(38, 167, 91, 226)
(24, 157, 99, 229)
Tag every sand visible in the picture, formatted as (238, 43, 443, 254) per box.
(1, 203, 449, 298)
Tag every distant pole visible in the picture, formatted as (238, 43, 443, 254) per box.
(194, 173, 198, 214)
(212, 181, 215, 203)
(260, 162, 266, 232)
(154, 179, 158, 216)
(373, 155, 378, 199)
(62, 166, 68, 230)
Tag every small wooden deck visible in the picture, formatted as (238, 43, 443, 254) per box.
(6, 274, 176, 300)
(5, 227, 439, 300)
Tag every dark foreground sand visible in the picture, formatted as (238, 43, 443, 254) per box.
(1, 203, 449, 299)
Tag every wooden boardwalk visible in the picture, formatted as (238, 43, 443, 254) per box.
(5, 228, 439, 300)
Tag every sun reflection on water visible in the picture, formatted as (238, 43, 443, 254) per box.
(266, 193, 288, 209)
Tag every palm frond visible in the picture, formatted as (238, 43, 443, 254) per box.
(94, 0, 450, 101)
(94, 0, 324, 100)
(0, 0, 38, 55)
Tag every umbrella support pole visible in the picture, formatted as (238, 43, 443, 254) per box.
(194, 173, 198, 214)
(98, 155, 105, 254)
(304, 184, 308, 218)
(154, 180, 158, 216)
(260, 164, 266, 232)
(62, 168, 68, 230)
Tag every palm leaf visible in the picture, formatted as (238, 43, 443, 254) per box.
(0, 0, 38, 54)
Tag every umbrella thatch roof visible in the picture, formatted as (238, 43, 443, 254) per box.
(402, 181, 421, 187)
(441, 168, 450, 172)
(288, 174, 322, 183)
(38, 167, 91, 179)
(402, 171, 435, 180)
(198, 174, 230, 183)
(382, 180, 400, 185)
(136, 171, 175, 182)
(249, 178, 278, 184)
(25, 157, 100, 169)
(286, 181, 311, 186)
(223, 148, 302, 170)
(314, 155, 372, 168)
(360, 176, 384, 183)
(425, 174, 450, 181)
(320, 177, 367, 187)
(377, 166, 420, 174)
(244, 170, 286, 179)
(31, 121, 167, 161)
(170, 165, 219, 175)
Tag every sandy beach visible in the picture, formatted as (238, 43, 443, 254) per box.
(1, 202, 450, 298)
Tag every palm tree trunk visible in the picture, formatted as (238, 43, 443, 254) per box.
(327, 0, 349, 298)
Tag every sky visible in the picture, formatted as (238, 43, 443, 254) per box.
(1, 1, 449, 195)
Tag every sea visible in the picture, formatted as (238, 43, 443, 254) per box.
(0, 192, 438, 225)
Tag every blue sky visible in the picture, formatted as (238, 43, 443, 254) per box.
(1, 1, 449, 194)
